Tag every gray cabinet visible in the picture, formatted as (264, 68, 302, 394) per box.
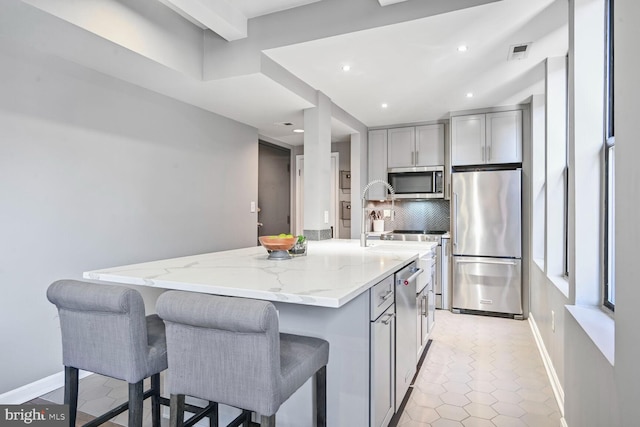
(451, 110, 522, 166)
(367, 129, 388, 200)
(370, 276, 395, 427)
(388, 124, 444, 168)
(416, 124, 445, 166)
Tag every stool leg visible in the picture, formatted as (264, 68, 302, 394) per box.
(151, 374, 161, 427)
(208, 401, 218, 427)
(260, 414, 275, 427)
(169, 394, 185, 427)
(128, 380, 144, 427)
(315, 366, 327, 427)
(64, 366, 79, 427)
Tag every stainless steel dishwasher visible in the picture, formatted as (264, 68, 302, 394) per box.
(394, 261, 421, 409)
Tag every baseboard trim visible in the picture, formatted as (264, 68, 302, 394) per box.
(0, 370, 92, 404)
(528, 313, 565, 416)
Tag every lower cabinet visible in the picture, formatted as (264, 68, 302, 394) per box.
(370, 276, 396, 427)
(370, 304, 395, 427)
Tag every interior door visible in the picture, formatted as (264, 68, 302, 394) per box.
(258, 142, 291, 239)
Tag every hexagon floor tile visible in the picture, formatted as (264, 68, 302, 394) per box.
(403, 311, 563, 427)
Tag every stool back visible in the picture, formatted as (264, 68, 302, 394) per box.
(47, 280, 151, 383)
(156, 291, 282, 416)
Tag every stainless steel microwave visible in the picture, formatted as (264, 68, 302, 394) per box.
(387, 166, 444, 199)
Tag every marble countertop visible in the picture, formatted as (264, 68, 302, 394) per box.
(84, 239, 436, 308)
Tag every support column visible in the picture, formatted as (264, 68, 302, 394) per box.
(303, 92, 332, 240)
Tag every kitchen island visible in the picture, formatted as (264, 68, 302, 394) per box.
(84, 239, 436, 427)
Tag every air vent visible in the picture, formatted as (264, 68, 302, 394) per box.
(274, 122, 294, 126)
(507, 42, 532, 61)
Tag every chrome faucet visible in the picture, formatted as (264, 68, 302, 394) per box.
(360, 180, 395, 247)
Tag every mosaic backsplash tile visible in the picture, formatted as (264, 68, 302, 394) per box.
(365, 199, 450, 232)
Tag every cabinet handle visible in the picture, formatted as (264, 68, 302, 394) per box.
(488, 145, 491, 161)
(411, 151, 415, 165)
(416, 151, 419, 165)
(422, 295, 427, 316)
(381, 312, 395, 325)
(379, 290, 393, 302)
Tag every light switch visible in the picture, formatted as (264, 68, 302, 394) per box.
(250, 201, 256, 213)
(383, 209, 391, 218)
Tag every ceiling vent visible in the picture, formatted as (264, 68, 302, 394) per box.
(274, 122, 294, 126)
(507, 42, 532, 61)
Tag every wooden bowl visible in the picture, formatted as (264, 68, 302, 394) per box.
(259, 235, 297, 252)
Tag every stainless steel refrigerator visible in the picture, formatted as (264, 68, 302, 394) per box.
(451, 169, 523, 316)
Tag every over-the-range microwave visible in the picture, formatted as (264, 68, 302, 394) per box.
(387, 166, 444, 199)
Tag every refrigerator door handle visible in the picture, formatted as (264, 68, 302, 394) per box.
(453, 192, 458, 247)
(455, 259, 518, 266)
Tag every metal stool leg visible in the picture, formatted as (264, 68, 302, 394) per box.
(260, 414, 275, 427)
(151, 373, 161, 427)
(128, 380, 144, 427)
(64, 366, 79, 427)
(316, 366, 327, 427)
(170, 394, 185, 427)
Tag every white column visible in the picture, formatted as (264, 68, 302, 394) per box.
(303, 91, 332, 239)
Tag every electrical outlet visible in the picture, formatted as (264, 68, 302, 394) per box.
(383, 209, 391, 218)
(551, 310, 555, 332)
(250, 201, 256, 213)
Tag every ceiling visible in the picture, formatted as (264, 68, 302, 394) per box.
(265, 0, 568, 129)
(6, 0, 568, 146)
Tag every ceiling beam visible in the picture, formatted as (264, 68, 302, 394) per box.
(159, 0, 247, 41)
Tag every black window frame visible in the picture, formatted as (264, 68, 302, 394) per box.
(603, 0, 615, 311)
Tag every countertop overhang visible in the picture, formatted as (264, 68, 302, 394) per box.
(83, 239, 436, 308)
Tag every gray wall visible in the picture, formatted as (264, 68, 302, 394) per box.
(0, 40, 258, 394)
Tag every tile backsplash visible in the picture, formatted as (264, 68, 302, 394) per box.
(366, 199, 450, 232)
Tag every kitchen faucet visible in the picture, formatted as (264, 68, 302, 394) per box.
(361, 180, 395, 247)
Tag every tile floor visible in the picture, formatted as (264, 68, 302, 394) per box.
(400, 311, 562, 427)
(39, 310, 561, 427)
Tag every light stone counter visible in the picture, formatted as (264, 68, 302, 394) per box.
(84, 239, 434, 308)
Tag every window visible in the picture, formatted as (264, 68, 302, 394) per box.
(603, 0, 615, 310)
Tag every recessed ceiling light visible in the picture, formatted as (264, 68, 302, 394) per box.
(293, 129, 304, 133)
(466, 92, 474, 98)
(381, 103, 388, 109)
(457, 45, 468, 52)
(342, 64, 351, 72)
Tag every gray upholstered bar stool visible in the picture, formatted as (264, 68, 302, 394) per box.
(47, 280, 169, 427)
(156, 291, 330, 427)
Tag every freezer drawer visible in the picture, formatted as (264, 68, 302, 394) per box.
(452, 256, 522, 315)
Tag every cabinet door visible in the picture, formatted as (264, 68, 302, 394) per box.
(370, 307, 395, 427)
(416, 124, 445, 166)
(486, 110, 522, 164)
(368, 130, 388, 200)
(387, 127, 415, 168)
(451, 115, 485, 166)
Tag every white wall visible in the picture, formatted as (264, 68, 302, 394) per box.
(0, 40, 258, 395)
(612, 0, 640, 424)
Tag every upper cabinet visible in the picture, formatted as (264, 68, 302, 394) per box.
(387, 124, 445, 168)
(451, 110, 522, 166)
(367, 129, 388, 200)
